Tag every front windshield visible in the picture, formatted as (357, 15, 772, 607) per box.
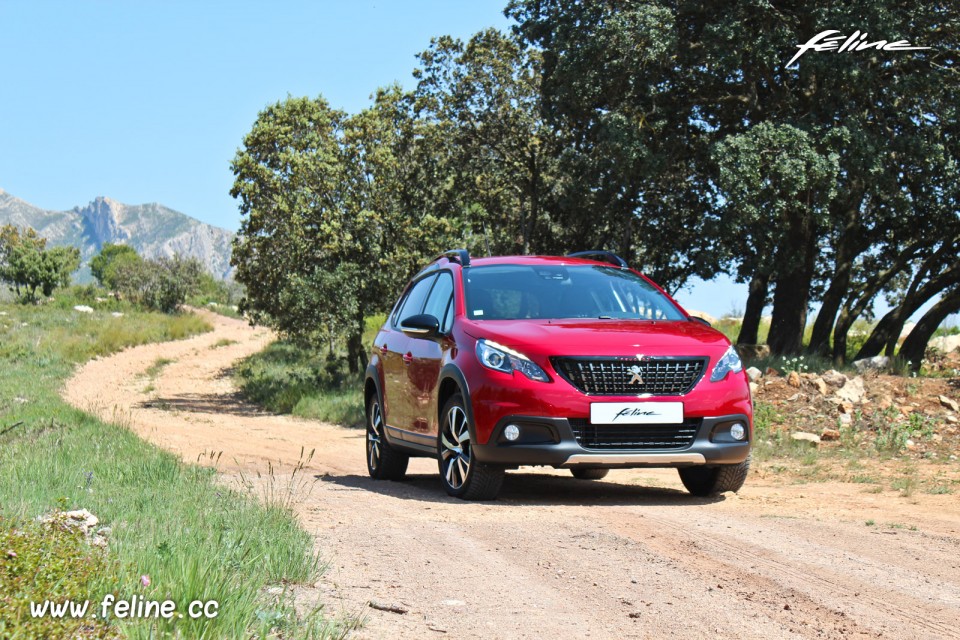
(464, 265, 685, 321)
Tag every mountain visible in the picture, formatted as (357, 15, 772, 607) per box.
(0, 188, 234, 280)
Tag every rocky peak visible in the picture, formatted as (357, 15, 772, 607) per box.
(75, 197, 130, 245)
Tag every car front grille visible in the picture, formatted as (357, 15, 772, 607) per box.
(569, 418, 701, 450)
(551, 356, 707, 396)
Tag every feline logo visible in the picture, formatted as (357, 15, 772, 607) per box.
(787, 30, 931, 67)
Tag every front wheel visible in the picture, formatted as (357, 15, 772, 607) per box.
(438, 393, 504, 500)
(678, 455, 750, 496)
(570, 468, 609, 480)
(366, 396, 408, 480)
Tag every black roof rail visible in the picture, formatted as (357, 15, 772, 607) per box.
(566, 250, 628, 269)
(439, 249, 471, 267)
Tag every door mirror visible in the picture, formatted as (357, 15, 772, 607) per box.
(400, 313, 441, 339)
(690, 316, 713, 328)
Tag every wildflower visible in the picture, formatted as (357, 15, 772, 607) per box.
(141, 574, 151, 587)
(5, 550, 16, 559)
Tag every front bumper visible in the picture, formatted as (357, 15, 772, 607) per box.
(471, 414, 751, 468)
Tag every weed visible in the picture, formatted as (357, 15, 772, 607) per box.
(865, 519, 875, 526)
(144, 357, 174, 378)
(211, 338, 238, 349)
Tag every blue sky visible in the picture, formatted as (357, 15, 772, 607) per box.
(1, 1, 945, 322)
(0, 0, 750, 316)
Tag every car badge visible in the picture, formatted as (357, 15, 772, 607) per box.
(628, 364, 644, 385)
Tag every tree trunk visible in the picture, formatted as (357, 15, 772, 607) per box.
(809, 192, 866, 356)
(737, 273, 769, 346)
(897, 287, 960, 371)
(767, 216, 817, 356)
(808, 258, 852, 355)
(347, 309, 369, 375)
(854, 262, 960, 361)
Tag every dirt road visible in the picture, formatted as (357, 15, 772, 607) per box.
(63, 310, 960, 639)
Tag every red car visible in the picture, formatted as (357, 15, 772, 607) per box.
(364, 250, 752, 500)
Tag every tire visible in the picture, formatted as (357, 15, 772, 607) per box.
(678, 455, 750, 496)
(570, 468, 609, 480)
(366, 395, 408, 481)
(438, 393, 504, 500)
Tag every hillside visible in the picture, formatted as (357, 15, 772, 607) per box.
(0, 188, 234, 280)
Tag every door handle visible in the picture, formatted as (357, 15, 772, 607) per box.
(402, 352, 413, 365)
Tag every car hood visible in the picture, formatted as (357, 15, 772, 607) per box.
(461, 319, 731, 358)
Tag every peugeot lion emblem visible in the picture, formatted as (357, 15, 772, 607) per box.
(628, 354, 645, 385)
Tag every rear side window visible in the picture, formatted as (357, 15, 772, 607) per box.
(393, 274, 436, 326)
(422, 272, 454, 331)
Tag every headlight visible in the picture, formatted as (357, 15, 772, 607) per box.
(710, 345, 743, 382)
(476, 339, 550, 382)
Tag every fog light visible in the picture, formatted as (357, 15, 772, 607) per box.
(730, 422, 746, 441)
(504, 424, 520, 441)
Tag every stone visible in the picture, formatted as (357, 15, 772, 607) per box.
(835, 377, 866, 405)
(820, 369, 848, 387)
(853, 355, 890, 373)
(838, 413, 853, 426)
(905, 439, 917, 451)
(73, 305, 94, 313)
(838, 401, 855, 414)
(787, 371, 801, 388)
(791, 432, 821, 444)
(745, 367, 763, 382)
(749, 382, 759, 396)
(939, 395, 959, 413)
(737, 344, 771, 360)
(813, 378, 829, 396)
(877, 395, 894, 411)
(111, 312, 124, 318)
(946, 415, 958, 424)
(821, 428, 841, 440)
(765, 367, 781, 378)
(929, 334, 960, 353)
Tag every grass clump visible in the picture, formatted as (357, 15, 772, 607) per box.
(0, 299, 344, 638)
(235, 341, 364, 427)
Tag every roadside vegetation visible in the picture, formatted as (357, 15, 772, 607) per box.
(0, 294, 347, 638)
(235, 316, 383, 428)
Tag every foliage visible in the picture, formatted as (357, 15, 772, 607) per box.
(0, 224, 80, 301)
(113, 254, 204, 313)
(507, 0, 960, 358)
(0, 515, 115, 639)
(90, 242, 141, 289)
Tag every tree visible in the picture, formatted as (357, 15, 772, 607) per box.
(508, 0, 960, 356)
(230, 93, 453, 372)
(413, 29, 562, 256)
(0, 224, 79, 301)
(113, 254, 203, 313)
(90, 243, 141, 289)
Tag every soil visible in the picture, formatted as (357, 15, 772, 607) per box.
(63, 310, 960, 639)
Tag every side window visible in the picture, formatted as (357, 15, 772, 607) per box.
(393, 275, 436, 326)
(422, 272, 454, 331)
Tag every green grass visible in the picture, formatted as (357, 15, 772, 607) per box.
(234, 315, 385, 428)
(0, 297, 347, 638)
(235, 342, 365, 427)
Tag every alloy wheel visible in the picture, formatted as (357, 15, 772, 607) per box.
(440, 404, 471, 490)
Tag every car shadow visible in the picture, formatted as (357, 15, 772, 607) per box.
(316, 471, 725, 507)
(136, 392, 272, 417)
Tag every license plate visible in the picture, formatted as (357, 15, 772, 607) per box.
(590, 402, 683, 424)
